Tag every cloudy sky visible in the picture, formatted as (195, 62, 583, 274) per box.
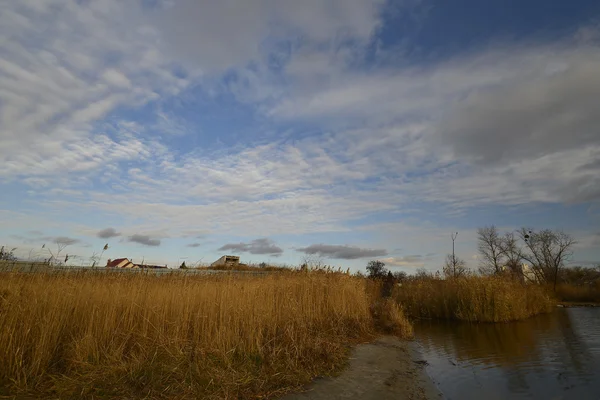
(1, 0, 599, 271)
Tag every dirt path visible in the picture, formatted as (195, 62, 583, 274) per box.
(280, 336, 442, 400)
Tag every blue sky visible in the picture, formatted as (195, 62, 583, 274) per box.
(1, 0, 599, 271)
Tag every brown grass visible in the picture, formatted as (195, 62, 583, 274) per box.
(369, 298, 413, 339)
(0, 270, 393, 399)
(395, 276, 555, 323)
(554, 282, 600, 303)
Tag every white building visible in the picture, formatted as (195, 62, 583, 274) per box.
(521, 263, 539, 283)
(500, 263, 539, 283)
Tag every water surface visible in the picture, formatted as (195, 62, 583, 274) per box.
(415, 308, 600, 400)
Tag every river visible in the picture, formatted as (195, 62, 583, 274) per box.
(415, 308, 600, 400)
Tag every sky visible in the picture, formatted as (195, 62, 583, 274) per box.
(1, 0, 599, 272)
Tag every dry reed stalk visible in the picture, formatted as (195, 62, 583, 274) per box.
(554, 282, 600, 303)
(395, 276, 555, 323)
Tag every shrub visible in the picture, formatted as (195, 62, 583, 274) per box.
(395, 276, 555, 323)
(370, 298, 413, 339)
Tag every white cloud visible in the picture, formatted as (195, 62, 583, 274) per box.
(259, 34, 600, 206)
(152, 0, 384, 71)
(297, 244, 388, 259)
(1, 1, 599, 270)
(380, 256, 426, 268)
(0, 0, 194, 184)
(102, 69, 132, 89)
(399, 146, 600, 207)
(219, 238, 284, 256)
(51, 191, 387, 237)
(438, 51, 600, 166)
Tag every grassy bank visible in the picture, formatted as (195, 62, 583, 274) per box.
(395, 276, 555, 323)
(554, 282, 600, 304)
(0, 270, 406, 399)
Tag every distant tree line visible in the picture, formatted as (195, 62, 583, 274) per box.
(559, 265, 600, 286)
(364, 225, 595, 292)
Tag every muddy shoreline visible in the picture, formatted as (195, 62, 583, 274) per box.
(557, 302, 600, 308)
(280, 336, 442, 400)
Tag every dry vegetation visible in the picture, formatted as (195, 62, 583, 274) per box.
(0, 270, 411, 399)
(395, 276, 555, 323)
(552, 266, 600, 304)
(0, 254, 575, 399)
(554, 282, 600, 304)
(369, 298, 413, 338)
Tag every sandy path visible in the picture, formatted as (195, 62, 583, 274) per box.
(280, 336, 442, 400)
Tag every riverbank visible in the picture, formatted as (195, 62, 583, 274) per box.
(280, 336, 441, 400)
(557, 301, 600, 307)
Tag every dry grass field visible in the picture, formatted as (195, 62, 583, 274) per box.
(0, 266, 566, 398)
(0, 270, 410, 399)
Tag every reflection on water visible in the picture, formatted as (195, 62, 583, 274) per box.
(415, 308, 600, 400)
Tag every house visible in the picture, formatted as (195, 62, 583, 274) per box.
(500, 263, 539, 283)
(211, 255, 240, 268)
(106, 258, 135, 268)
(106, 258, 168, 269)
(521, 264, 539, 283)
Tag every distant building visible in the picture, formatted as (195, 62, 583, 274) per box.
(500, 263, 539, 283)
(521, 263, 539, 283)
(106, 258, 167, 269)
(211, 255, 240, 268)
(106, 258, 136, 268)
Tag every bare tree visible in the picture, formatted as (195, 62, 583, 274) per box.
(414, 267, 432, 280)
(477, 225, 505, 275)
(501, 232, 524, 279)
(443, 254, 468, 279)
(519, 228, 576, 291)
(560, 265, 600, 285)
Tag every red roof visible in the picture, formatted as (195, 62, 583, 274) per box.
(106, 258, 129, 268)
